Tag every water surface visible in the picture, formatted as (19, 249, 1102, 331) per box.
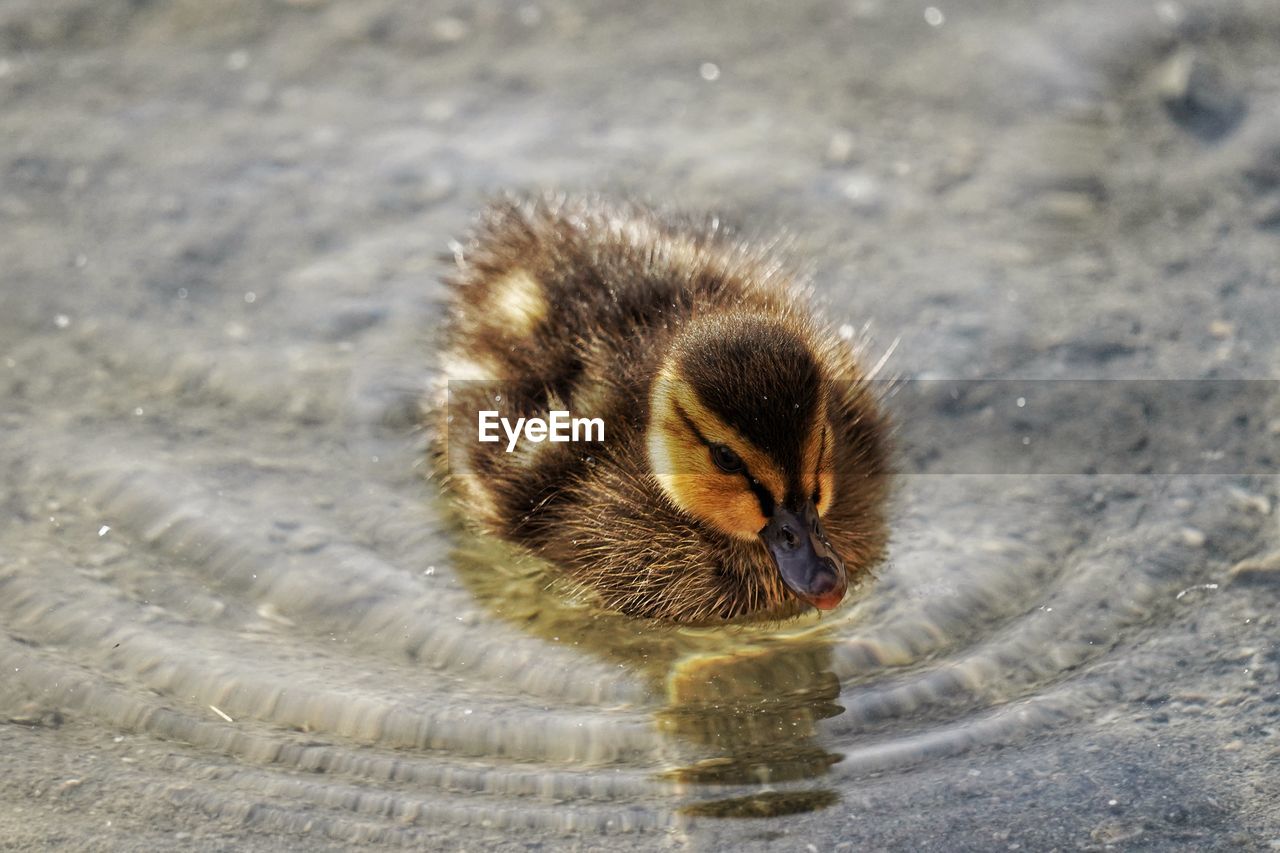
(1, 0, 1278, 849)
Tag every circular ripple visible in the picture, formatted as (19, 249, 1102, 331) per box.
(2, 0, 1279, 848)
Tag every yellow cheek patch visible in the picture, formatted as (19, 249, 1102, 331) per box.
(815, 463, 835, 516)
(647, 367, 784, 539)
(802, 400, 836, 516)
(652, 468, 768, 538)
(488, 269, 547, 336)
(657, 368, 787, 499)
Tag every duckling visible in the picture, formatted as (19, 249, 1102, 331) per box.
(433, 196, 890, 623)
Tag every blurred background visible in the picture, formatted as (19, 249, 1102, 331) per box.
(1, 1, 1278, 850)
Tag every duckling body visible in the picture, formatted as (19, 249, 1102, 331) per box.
(435, 196, 890, 623)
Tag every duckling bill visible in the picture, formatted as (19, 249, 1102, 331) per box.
(433, 196, 890, 623)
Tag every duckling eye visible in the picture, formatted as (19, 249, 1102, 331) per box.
(710, 444, 744, 474)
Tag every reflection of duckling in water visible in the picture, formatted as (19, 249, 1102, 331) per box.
(446, 534, 850, 800)
(434, 196, 891, 623)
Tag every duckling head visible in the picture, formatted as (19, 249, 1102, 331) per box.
(647, 313, 849, 611)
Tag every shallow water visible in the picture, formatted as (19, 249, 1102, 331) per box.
(2, 0, 1279, 849)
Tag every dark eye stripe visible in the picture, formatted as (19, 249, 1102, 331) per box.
(672, 403, 775, 519)
(673, 403, 711, 448)
(746, 477, 775, 519)
(813, 424, 827, 505)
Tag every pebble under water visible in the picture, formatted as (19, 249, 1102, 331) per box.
(1, 0, 1279, 849)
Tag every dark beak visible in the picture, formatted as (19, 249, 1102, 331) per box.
(760, 500, 847, 610)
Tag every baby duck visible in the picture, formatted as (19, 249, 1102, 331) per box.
(434, 196, 891, 623)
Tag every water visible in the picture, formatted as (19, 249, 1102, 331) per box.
(1, 0, 1278, 849)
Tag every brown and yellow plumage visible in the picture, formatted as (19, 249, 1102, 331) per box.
(432, 195, 890, 623)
